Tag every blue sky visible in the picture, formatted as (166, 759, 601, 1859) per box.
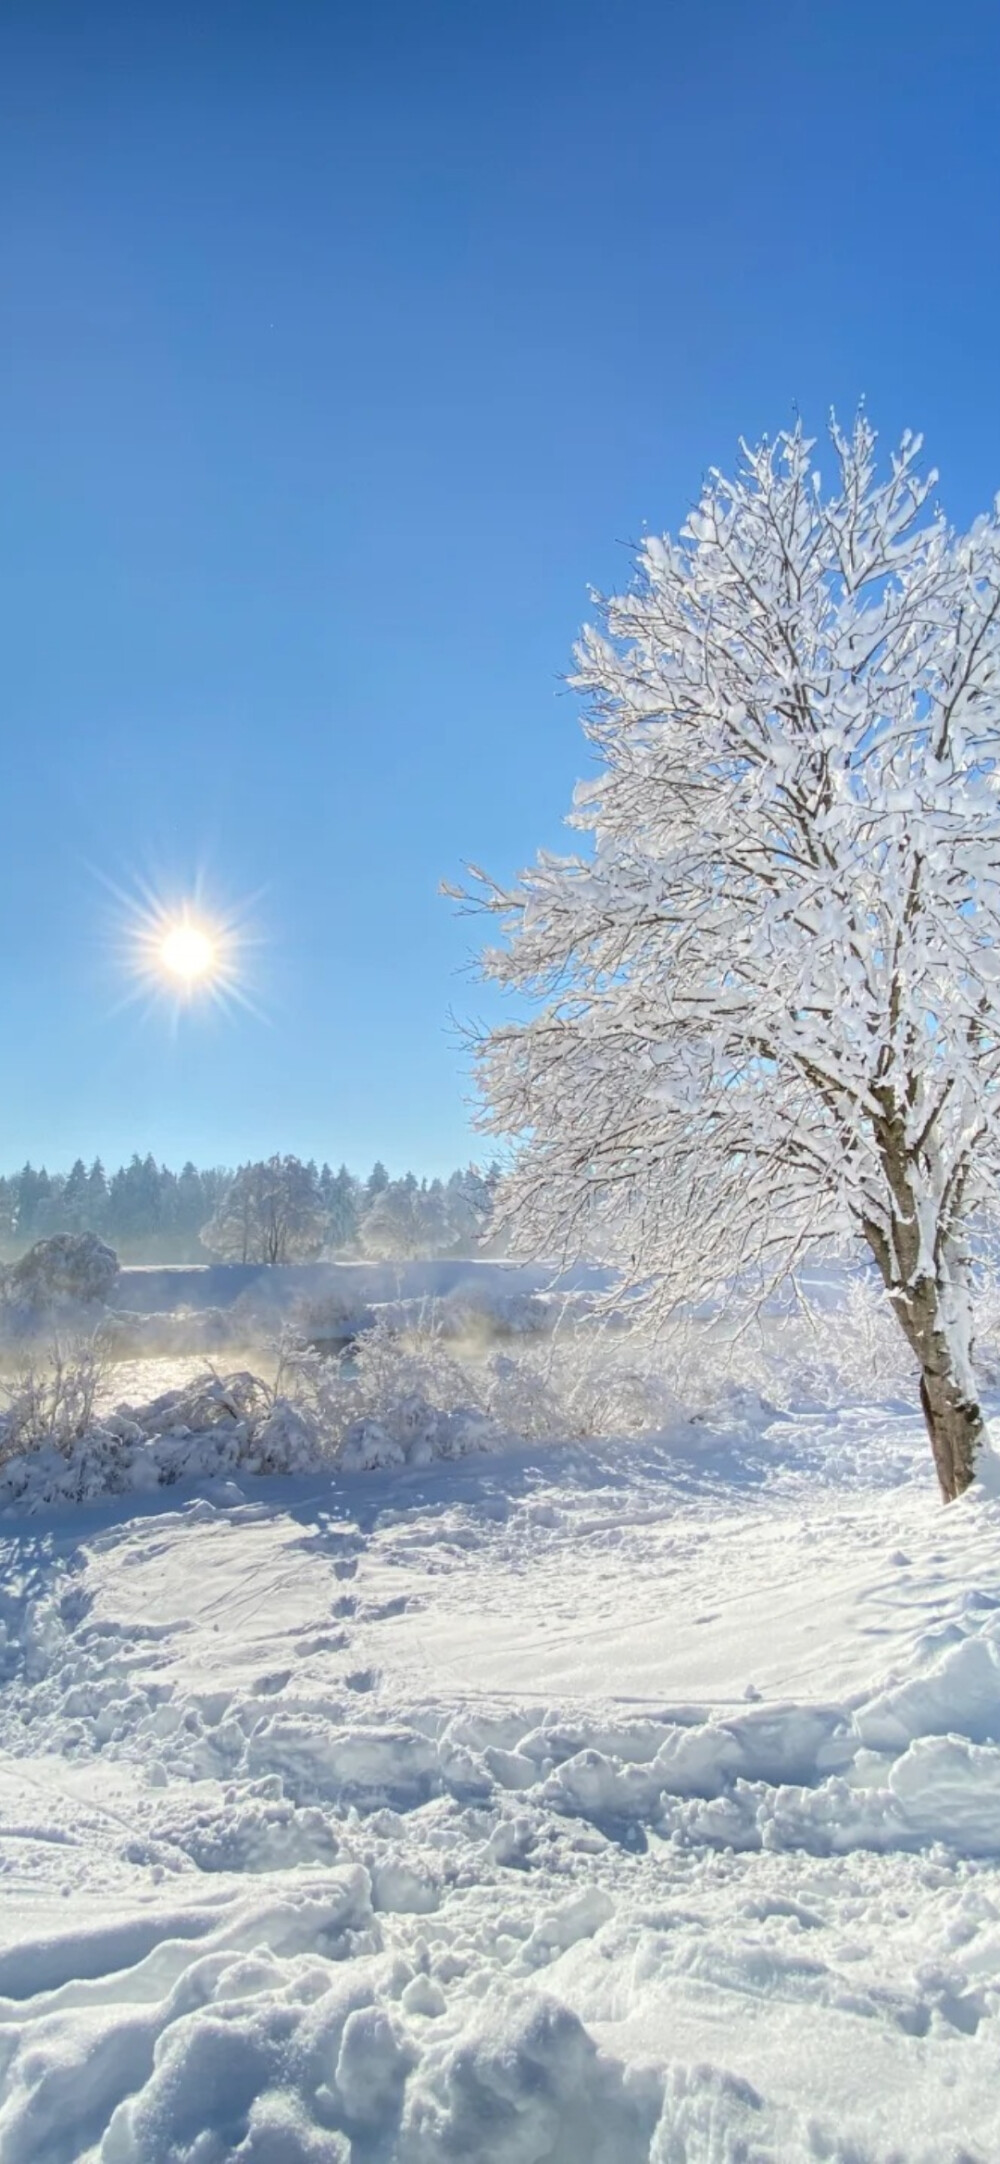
(3, 0, 1000, 1177)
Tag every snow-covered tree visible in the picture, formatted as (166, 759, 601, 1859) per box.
(320, 1162, 362, 1251)
(465, 418, 1000, 1501)
(4, 1232, 119, 1310)
(87, 1158, 109, 1229)
(61, 1159, 90, 1231)
(107, 1154, 163, 1246)
(445, 1163, 500, 1251)
(360, 1173, 428, 1260)
(202, 1156, 326, 1265)
(15, 1165, 53, 1243)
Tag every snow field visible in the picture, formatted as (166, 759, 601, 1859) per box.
(0, 1400, 999, 2158)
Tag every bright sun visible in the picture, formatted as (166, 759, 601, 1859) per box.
(158, 920, 218, 986)
(113, 878, 257, 1020)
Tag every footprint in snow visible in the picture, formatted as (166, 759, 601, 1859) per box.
(253, 1669, 292, 1696)
(294, 1632, 349, 1657)
(344, 1668, 379, 1693)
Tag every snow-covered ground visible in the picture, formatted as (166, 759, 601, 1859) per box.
(1, 1390, 999, 2160)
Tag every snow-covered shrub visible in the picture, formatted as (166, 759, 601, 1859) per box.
(345, 1312, 686, 1449)
(696, 1275, 920, 1414)
(116, 1363, 333, 1471)
(263, 1327, 358, 1436)
(351, 1314, 473, 1413)
(525, 1334, 690, 1439)
(3, 1233, 119, 1312)
(477, 1349, 565, 1440)
(0, 1339, 106, 1462)
(291, 1289, 372, 1343)
(143, 1369, 274, 1433)
(778, 1280, 916, 1407)
(336, 1317, 503, 1468)
(339, 1401, 502, 1471)
(0, 1356, 344, 1507)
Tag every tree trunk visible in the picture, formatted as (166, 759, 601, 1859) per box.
(863, 1208, 984, 1502)
(917, 1366, 983, 1503)
(884, 1266, 983, 1501)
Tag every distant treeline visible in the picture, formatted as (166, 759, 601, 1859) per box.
(0, 1156, 503, 1264)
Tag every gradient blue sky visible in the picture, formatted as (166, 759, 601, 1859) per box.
(3, 0, 1000, 1176)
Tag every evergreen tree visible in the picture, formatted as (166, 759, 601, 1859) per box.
(321, 1163, 361, 1252)
(87, 1159, 109, 1228)
(0, 1152, 502, 1261)
(16, 1165, 52, 1241)
(62, 1159, 91, 1231)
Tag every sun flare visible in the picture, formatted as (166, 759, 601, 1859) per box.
(109, 876, 260, 1022)
(159, 920, 217, 985)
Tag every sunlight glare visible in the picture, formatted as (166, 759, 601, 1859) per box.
(159, 920, 217, 985)
(107, 874, 262, 1025)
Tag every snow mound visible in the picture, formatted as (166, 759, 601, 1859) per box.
(0, 1866, 810, 2163)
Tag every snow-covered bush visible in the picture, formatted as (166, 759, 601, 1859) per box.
(336, 1317, 500, 1469)
(117, 1362, 344, 1474)
(351, 1315, 473, 1415)
(0, 1339, 106, 1462)
(344, 1312, 686, 1451)
(337, 1287, 943, 1454)
(291, 1289, 372, 1343)
(532, 1340, 688, 1438)
(140, 1368, 275, 1434)
(3, 1233, 119, 1312)
(686, 1268, 1000, 1414)
(739, 1278, 917, 1409)
(0, 1364, 343, 1507)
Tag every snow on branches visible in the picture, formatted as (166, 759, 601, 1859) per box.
(463, 416, 1000, 1497)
